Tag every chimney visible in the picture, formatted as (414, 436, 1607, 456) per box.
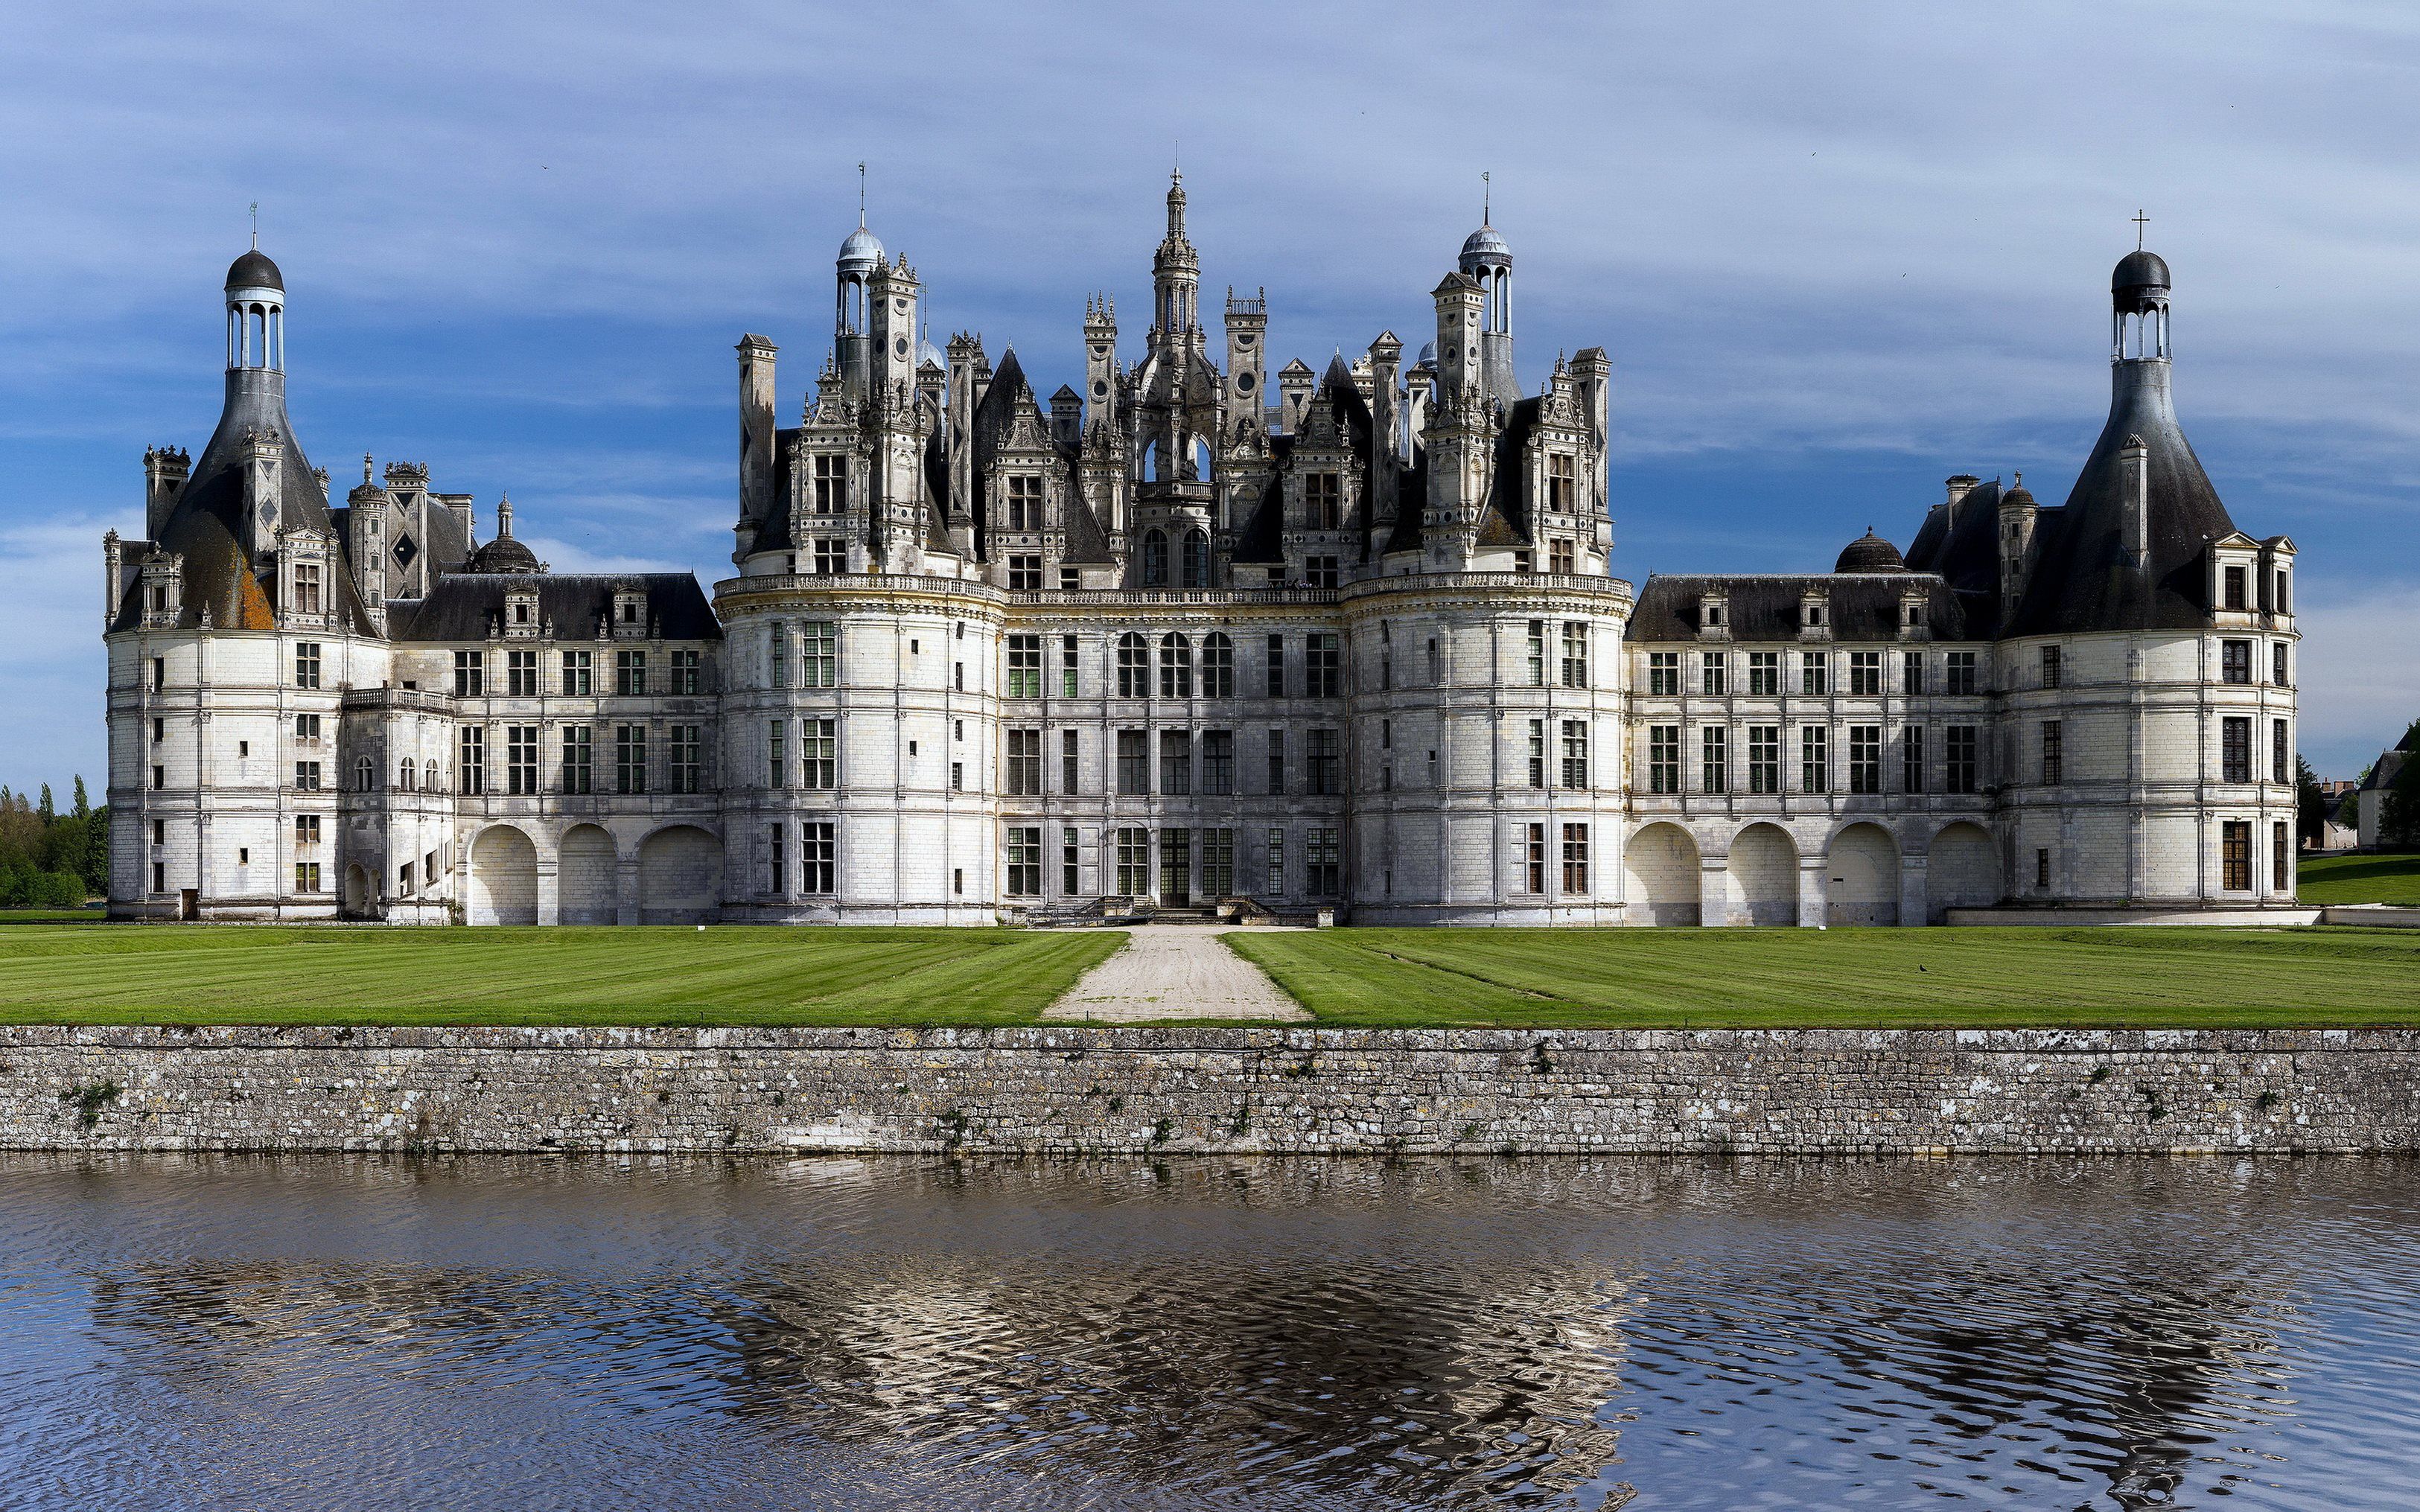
(2118, 433, 2150, 570)
(736, 335, 778, 553)
(144, 446, 191, 539)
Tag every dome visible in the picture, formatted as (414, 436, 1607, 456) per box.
(1414, 340, 1436, 366)
(465, 535, 540, 574)
(226, 249, 284, 292)
(838, 224, 885, 269)
(1460, 224, 1511, 261)
(2112, 249, 2171, 294)
(917, 338, 946, 369)
(1834, 529, 1906, 573)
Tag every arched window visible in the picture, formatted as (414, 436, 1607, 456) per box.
(1160, 634, 1192, 698)
(1117, 632, 1148, 698)
(1202, 633, 1234, 698)
(357, 756, 375, 791)
(1142, 529, 1168, 587)
(424, 759, 441, 792)
(1181, 528, 1210, 589)
(398, 759, 415, 791)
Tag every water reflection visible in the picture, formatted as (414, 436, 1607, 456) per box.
(2, 1156, 2415, 1509)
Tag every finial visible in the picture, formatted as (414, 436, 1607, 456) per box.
(1482, 170, 1490, 225)
(497, 492, 514, 538)
(2013, 470, 2023, 488)
(249, 202, 259, 249)
(2133, 208, 2149, 250)
(857, 162, 866, 228)
(363, 453, 373, 485)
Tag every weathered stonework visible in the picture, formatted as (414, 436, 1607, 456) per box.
(3, 1027, 2415, 1155)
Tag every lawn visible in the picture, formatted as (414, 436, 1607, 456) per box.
(2296, 852, 2420, 907)
(1224, 925, 2420, 1029)
(0, 925, 1124, 1026)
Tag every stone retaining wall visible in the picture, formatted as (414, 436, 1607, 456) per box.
(5, 1027, 2419, 1154)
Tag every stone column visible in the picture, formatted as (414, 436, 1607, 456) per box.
(1798, 856, 1827, 928)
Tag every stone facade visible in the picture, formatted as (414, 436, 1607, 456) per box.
(102, 200, 2301, 926)
(7, 1027, 2419, 1154)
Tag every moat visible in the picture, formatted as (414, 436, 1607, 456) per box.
(1, 1155, 2413, 1509)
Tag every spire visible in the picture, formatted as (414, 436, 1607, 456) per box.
(858, 161, 867, 228)
(1482, 170, 1490, 227)
(1165, 165, 1188, 246)
(249, 201, 258, 251)
(497, 491, 514, 538)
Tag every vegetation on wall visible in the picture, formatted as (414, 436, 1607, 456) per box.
(0, 779, 106, 907)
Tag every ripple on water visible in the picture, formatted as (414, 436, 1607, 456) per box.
(0, 1155, 2415, 1510)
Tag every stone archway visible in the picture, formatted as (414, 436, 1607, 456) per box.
(1824, 823, 1900, 927)
(343, 863, 374, 919)
(638, 826, 722, 925)
(1726, 823, 1800, 927)
(558, 824, 617, 925)
(1927, 822, 2002, 922)
(1623, 823, 1702, 925)
(468, 826, 538, 926)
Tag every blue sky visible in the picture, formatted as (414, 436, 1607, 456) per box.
(3, 0, 2416, 791)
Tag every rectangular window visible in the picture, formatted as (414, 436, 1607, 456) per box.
(950, 761, 962, 792)
(2273, 642, 2289, 686)
(616, 650, 648, 697)
(669, 724, 701, 793)
(1548, 538, 1576, 575)
(294, 861, 322, 895)
(1701, 653, 1728, 696)
(293, 761, 321, 791)
(1201, 729, 1234, 795)
(1523, 823, 1547, 895)
(1060, 728, 1080, 794)
(1305, 471, 1341, 530)
(2042, 720, 2066, 785)
(1702, 725, 1728, 792)
(1202, 828, 1235, 897)
(1203, 636, 1235, 698)
(1063, 826, 1081, 895)
(1160, 637, 1192, 698)
(1561, 622, 1588, 689)
(293, 561, 322, 616)
(152, 656, 165, 691)
(2037, 847, 2051, 890)
(1946, 725, 1978, 794)
(562, 724, 593, 794)
(1306, 634, 1341, 698)
(672, 647, 701, 694)
(2274, 821, 2290, 891)
(1118, 635, 1148, 698)
(1307, 728, 1342, 795)
(1426, 636, 1442, 686)
(768, 718, 788, 787)
(2222, 820, 2251, 890)
(1007, 555, 1042, 592)
(2221, 716, 2250, 783)
(2221, 639, 2252, 685)
(1648, 652, 1681, 697)
(2273, 718, 2290, 785)
(803, 718, 835, 789)
(1116, 730, 1148, 796)
(1547, 453, 1576, 514)
(1902, 651, 1925, 696)
(459, 725, 485, 795)
(561, 649, 593, 696)
(791, 821, 826, 896)
(615, 724, 648, 795)
(1800, 725, 1829, 793)
(1007, 729, 1042, 795)
(1849, 651, 1882, 696)
(1849, 724, 1882, 794)
(2274, 570, 2290, 615)
(1115, 828, 1150, 896)
(1748, 650, 1780, 697)
(506, 725, 538, 795)
(1648, 724, 1680, 794)
(1006, 635, 1042, 698)
(505, 649, 537, 698)
(1004, 473, 1042, 531)
(768, 823, 786, 896)
(1561, 719, 1590, 789)
(2040, 645, 2063, 690)
(1749, 725, 1780, 794)
(1800, 651, 1828, 696)
(1560, 823, 1590, 895)
(1265, 634, 1286, 698)
(294, 712, 322, 744)
(1945, 650, 1977, 695)
(814, 538, 847, 575)
(812, 453, 848, 514)
(1305, 828, 1341, 896)
(1526, 621, 1546, 686)
(801, 622, 836, 689)
(1007, 826, 1042, 898)
(1902, 724, 1925, 795)
(453, 649, 483, 697)
(1304, 555, 1340, 590)
(2223, 564, 2248, 611)
(1157, 729, 1191, 795)
(1062, 635, 1080, 697)
(1526, 719, 1547, 789)
(1265, 728, 1285, 794)
(295, 814, 321, 849)
(1266, 827, 1286, 894)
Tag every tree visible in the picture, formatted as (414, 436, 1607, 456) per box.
(2296, 757, 2330, 848)
(71, 776, 90, 821)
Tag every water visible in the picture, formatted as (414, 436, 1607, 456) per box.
(1, 1157, 2416, 1511)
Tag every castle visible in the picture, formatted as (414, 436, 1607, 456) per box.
(104, 179, 2303, 925)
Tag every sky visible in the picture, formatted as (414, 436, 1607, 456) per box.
(2, 0, 2416, 792)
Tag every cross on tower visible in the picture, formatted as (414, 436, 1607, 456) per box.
(2132, 208, 2149, 249)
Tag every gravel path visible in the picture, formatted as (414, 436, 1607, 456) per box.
(1042, 926, 1311, 1023)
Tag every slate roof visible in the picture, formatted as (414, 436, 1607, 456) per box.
(389, 572, 721, 642)
(1629, 573, 1970, 642)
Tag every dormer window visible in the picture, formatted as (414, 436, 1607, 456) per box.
(1806, 604, 1825, 628)
(1546, 453, 1576, 513)
(292, 561, 322, 617)
(2223, 564, 2247, 611)
(1706, 605, 1723, 628)
(515, 602, 531, 625)
(1004, 473, 1043, 531)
